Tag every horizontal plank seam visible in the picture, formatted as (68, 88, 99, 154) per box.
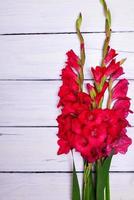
(0, 126, 58, 128)
(0, 171, 134, 174)
(0, 79, 62, 81)
(0, 78, 134, 81)
(0, 126, 133, 128)
(0, 31, 134, 36)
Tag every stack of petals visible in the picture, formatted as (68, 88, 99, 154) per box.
(57, 47, 132, 163)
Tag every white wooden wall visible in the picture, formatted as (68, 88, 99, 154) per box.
(0, 0, 134, 199)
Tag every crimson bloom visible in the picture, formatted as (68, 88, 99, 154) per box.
(112, 79, 129, 100)
(57, 47, 132, 163)
(104, 47, 118, 64)
(57, 9, 132, 200)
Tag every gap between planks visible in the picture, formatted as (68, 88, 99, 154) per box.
(0, 126, 133, 128)
(0, 171, 134, 174)
(0, 79, 134, 81)
(0, 31, 134, 36)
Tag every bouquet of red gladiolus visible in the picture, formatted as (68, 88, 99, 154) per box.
(57, 1, 132, 200)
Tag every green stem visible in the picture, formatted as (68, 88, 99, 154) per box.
(96, 155, 112, 200)
(96, 160, 105, 200)
(76, 13, 85, 91)
(105, 173, 110, 200)
(107, 78, 113, 109)
(100, 0, 111, 67)
(82, 162, 95, 200)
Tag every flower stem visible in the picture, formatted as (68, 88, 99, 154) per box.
(82, 162, 95, 200)
(105, 173, 110, 200)
(107, 78, 113, 109)
(100, 0, 111, 67)
(96, 160, 105, 200)
(76, 13, 85, 91)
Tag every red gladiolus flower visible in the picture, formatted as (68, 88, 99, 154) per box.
(95, 82, 108, 106)
(56, 11, 133, 200)
(112, 67, 124, 80)
(66, 50, 80, 72)
(57, 47, 132, 163)
(104, 47, 118, 64)
(91, 66, 106, 83)
(113, 98, 131, 117)
(61, 66, 77, 83)
(57, 138, 71, 155)
(105, 60, 118, 75)
(112, 132, 132, 154)
(112, 79, 129, 100)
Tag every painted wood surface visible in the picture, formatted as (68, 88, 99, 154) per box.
(0, 81, 133, 126)
(0, 0, 134, 33)
(0, 173, 134, 200)
(0, 127, 133, 172)
(0, 0, 133, 199)
(0, 33, 134, 79)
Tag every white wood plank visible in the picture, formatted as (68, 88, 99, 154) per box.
(0, 81, 133, 126)
(0, 33, 134, 79)
(0, 81, 134, 126)
(0, 173, 133, 200)
(0, 0, 134, 33)
(0, 127, 133, 171)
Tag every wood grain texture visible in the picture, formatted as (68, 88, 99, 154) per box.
(0, 33, 134, 79)
(0, 173, 134, 200)
(0, 81, 133, 126)
(0, 0, 134, 199)
(0, 127, 133, 172)
(0, 0, 134, 33)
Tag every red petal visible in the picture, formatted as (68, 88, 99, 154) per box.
(112, 79, 129, 100)
(57, 139, 71, 155)
(113, 134, 132, 154)
(104, 47, 118, 64)
(66, 50, 80, 71)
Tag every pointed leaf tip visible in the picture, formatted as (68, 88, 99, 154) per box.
(72, 158, 80, 200)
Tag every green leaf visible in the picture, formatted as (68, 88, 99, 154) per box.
(96, 154, 113, 200)
(96, 161, 105, 200)
(72, 158, 80, 200)
(102, 154, 113, 178)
